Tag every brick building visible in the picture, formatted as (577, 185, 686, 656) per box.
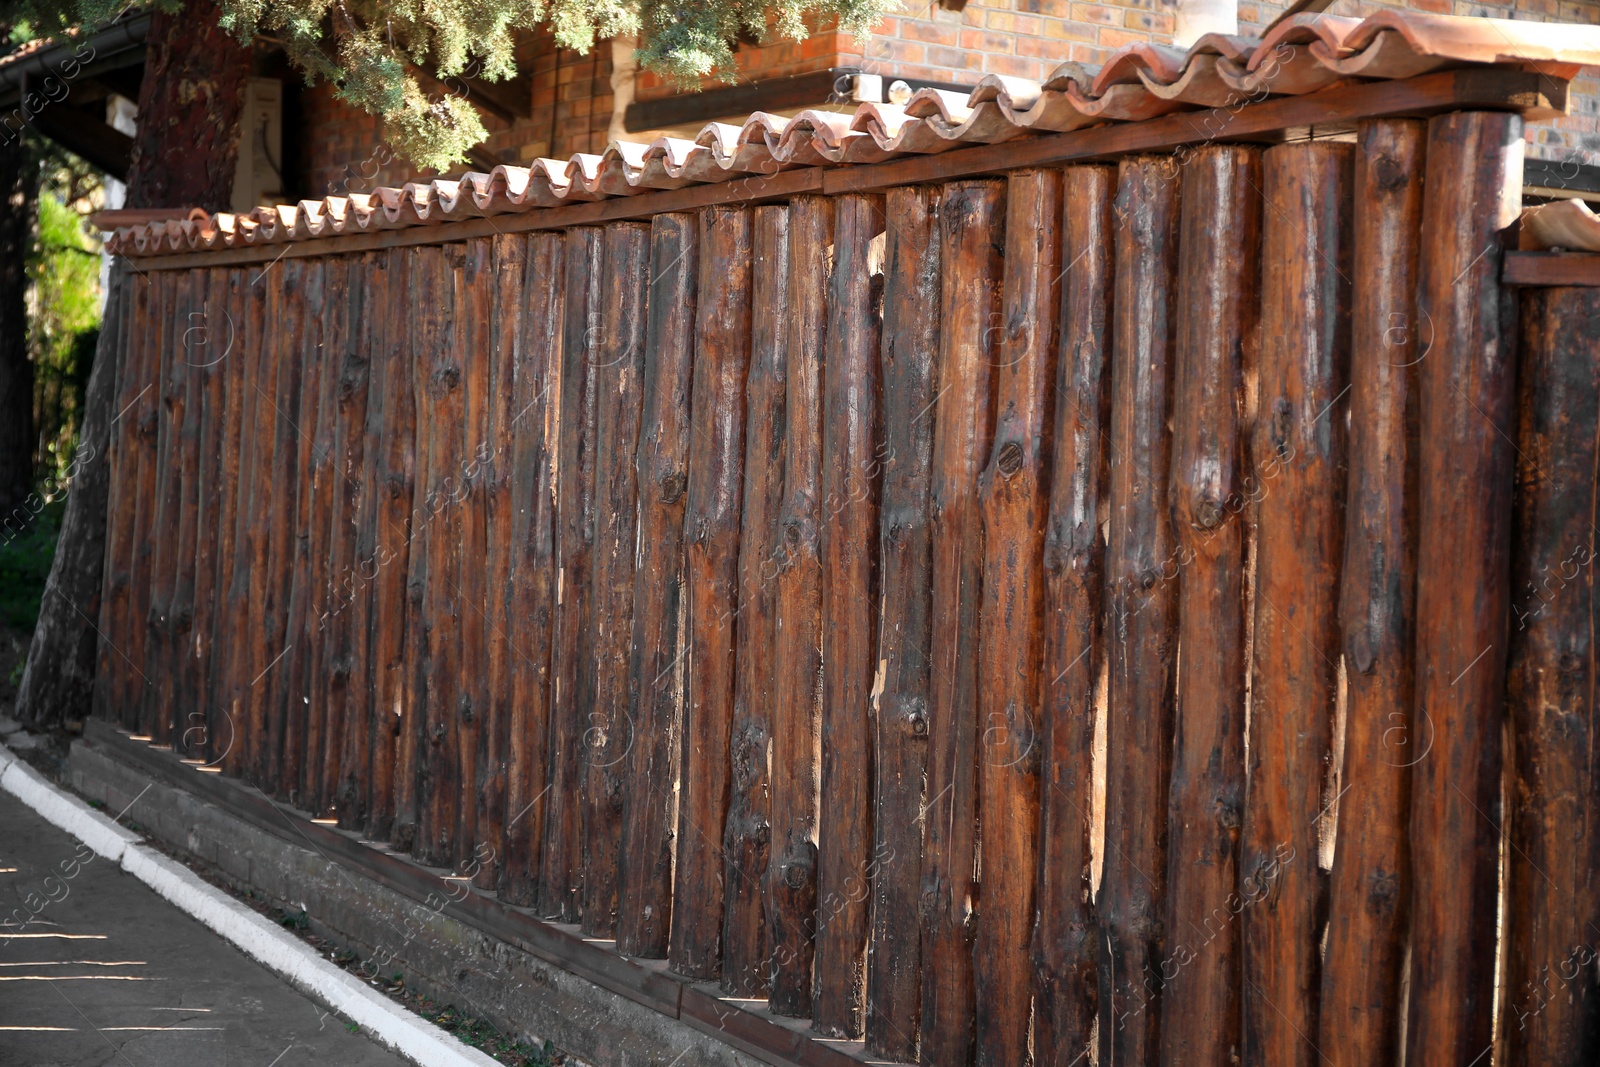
(265, 0, 1600, 198)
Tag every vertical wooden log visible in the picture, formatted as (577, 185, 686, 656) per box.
(454, 238, 493, 867)
(255, 259, 310, 792)
(1033, 164, 1115, 1067)
(90, 271, 133, 723)
(1158, 145, 1260, 1067)
(579, 222, 652, 937)
(184, 267, 232, 759)
(277, 259, 331, 805)
(202, 269, 245, 763)
(865, 185, 939, 1060)
(1405, 110, 1524, 1067)
(220, 270, 271, 779)
(1099, 155, 1182, 1066)
(369, 249, 416, 845)
(476, 234, 524, 885)
(541, 227, 603, 920)
(919, 180, 1003, 1063)
(972, 169, 1061, 1065)
(142, 269, 192, 745)
(766, 197, 832, 1013)
(329, 254, 376, 828)
(417, 244, 467, 868)
(166, 271, 206, 753)
(124, 270, 168, 734)
(617, 213, 698, 957)
(672, 203, 753, 980)
(722, 204, 789, 997)
(1241, 141, 1353, 1067)
(813, 193, 885, 1038)
(1318, 119, 1424, 1067)
(302, 259, 345, 811)
(96, 271, 150, 724)
(501, 232, 563, 908)
(394, 249, 433, 851)
(1505, 287, 1600, 1067)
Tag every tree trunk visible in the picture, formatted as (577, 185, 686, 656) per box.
(15, 2, 250, 727)
(0, 132, 37, 516)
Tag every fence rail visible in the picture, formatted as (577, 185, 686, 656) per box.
(92, 102, 1600, 1067)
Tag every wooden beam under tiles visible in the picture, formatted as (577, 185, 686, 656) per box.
(122, 69, 1563, 272)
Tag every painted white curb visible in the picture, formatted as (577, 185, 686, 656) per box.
(0, 744, 501, 1067)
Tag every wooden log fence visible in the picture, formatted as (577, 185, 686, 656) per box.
(93, 100, 1600, 1067)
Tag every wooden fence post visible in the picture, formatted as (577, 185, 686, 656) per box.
(1156, 144, 1260, 1066)
(581, 221, 652, 937)
(1406, 110, 1523, 1067)
(867, 183, 940, 1060)
(1318, 118, 1424, 1066)
(501, 232, 563, 908)
(721, 204, 790, 998)
(541, 227, 603, 919)
(973, 168, 1061, 1065)
(920, 179, 1004, 1064)
(1033, 163, 1114, 1067)
(367, 248, 415, 844)
(814, 192, 885, 1038)
(1099, 154, 1182, 1067)
(672, 203, 753, 980)
(1505, 285, 1600, 1067)
(476, 233, 525, 886)
(1242, 140, 1353, 1067)
(617, 212, 698, 958)
(167, 269, 207, 757)
(768, 195, 833, 1014)
(126, 270, 171, 737)
(330, 253, 378, 829)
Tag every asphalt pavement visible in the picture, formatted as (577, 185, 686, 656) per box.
(0, 787, 412, 1067)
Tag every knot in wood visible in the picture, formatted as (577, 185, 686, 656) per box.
(658, 471, 687, 504)
(783, 862, 808, 890)
(997, 440, 1024, 478)
(457, 695, 473, 723)
(1192, 496, 1224, 530)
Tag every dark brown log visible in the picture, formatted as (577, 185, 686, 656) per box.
(476, 234, 524, 885)
(541, 227, 604, 920)
(297, 259, 344, 811)
(165, 270, 207, 756)
(813, 193, 885, 1039)
(766, 196, 832, 1014)
(501, 232, 563, 908)
(275, 259, 331, 804)
(721, 204, 790, 998)
(1099, 155, 1182, 1067)
(208, 268, 248, 765)
(95, 270, 149, 725)
(327, 255, 376, 828)
(1241, 141, 1353, 1067)
(1505, 286, 1600, 1067)
(1157, 145, 1260, 1067)
(1317, 118, 1424, 1067)
(370, 248, 416, 845)
(973, 169, 1061, 1065)
(1405, 110, 1524, 1067)
(254, 260, 310, 792)
(919, 179, 1004, 1065)
(182, 267, 233, 760)
(142, 269, 192, 746)
(1032, 164, 1114, 1067)
(672, 204, 753, 980)
(581, 221, 652, 937)
(454, 238, 493, 868)
(617, 213, 698, 958)
(417, 244, 467, 868)
(220, 269, 272, 779)
(395, 246, 437, 853)
(123, 269, 167, 735)
(865, 185, 939, 1060)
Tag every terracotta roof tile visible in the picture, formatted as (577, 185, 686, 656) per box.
(106, 11, 1600, 257)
